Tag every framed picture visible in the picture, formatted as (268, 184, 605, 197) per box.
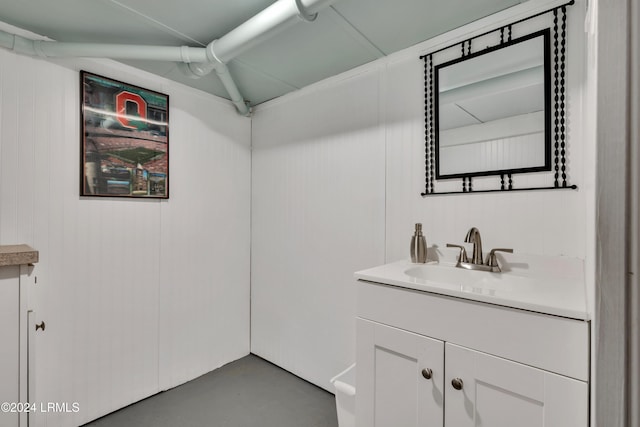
(80, 70, 169, 198)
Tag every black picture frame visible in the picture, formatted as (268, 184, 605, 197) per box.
(80, 70, 169, 199)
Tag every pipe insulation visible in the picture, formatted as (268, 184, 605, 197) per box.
(209, 0, 309, 63)
(0, 0, 340, 115)
(214, 63, 250, 115)
(208, 0, 338, 63)
(12, 38, 209, 63)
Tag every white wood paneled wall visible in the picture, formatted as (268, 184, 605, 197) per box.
(251, 69, 386, 391)
(0, 50, 251, 427)
(251, 0, 593, 394)
(158, 87, 251, 391)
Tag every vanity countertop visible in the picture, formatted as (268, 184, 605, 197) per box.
(0, 244, 39, 267)
(355, 257, 588, 320)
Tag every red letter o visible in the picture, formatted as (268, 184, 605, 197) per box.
(116, 91, 147, 128)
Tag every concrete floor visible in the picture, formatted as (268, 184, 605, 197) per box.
(82, 355, 338, 427)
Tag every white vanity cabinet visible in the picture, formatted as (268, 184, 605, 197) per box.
(444, 342, 587, 427)
(357, 319, 444, 427)
(355, 279, 589, 427)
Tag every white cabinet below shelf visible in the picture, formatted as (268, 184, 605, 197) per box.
(0, 245, 38, 427)
(0, 266, 20, 427)
(355, 280, 590, 427)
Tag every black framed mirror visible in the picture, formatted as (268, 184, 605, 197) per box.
(420, 1, 577, 196)
(434, 29, 551, 179)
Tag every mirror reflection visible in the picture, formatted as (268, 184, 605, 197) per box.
(435, 30, 550, 178)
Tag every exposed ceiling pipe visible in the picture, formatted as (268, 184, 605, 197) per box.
(0, 0, 340, 116)
(1, 36, 208, 63)
(214, 63, 251, 114)
(207, 0, 320, 64)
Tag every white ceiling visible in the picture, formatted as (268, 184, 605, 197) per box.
(0, 0, 526, 107)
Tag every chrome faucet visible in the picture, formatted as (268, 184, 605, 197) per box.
(464, 227, 483, 265)
(446, 227, 513, 273)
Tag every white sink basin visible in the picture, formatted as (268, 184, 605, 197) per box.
(404, 264, 535, 294)
(354, 258, 588, 319)
(404, 264, 486, 286)
(404, 264, 536, 294)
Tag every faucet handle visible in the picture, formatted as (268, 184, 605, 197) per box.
(485, 248, 513, 270)
(446, 244, 469, 263)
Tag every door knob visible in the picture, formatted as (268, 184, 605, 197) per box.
(451, 378, 463, 390)
(421, 368, 433, 380)
(35, 321, 45, 331)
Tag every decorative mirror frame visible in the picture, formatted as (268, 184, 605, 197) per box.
(434, 29, 552, 179)
(420, 1, 577, 196)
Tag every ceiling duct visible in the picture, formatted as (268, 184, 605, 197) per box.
(0, 0, 339, 116)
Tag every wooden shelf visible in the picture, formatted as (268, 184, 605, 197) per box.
(0, 245, 39, 267)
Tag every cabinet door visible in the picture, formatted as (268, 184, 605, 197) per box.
(0, 267, 20, 427)
(445, 343, 588, 427)
(356, 318, 444, 427)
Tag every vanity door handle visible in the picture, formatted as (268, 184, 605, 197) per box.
(35, 321, 45, 332)
(421, 368, 433, 380)
(451, 378, 463, 390)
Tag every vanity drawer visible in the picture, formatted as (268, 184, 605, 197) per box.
(357, 280, 589, 381)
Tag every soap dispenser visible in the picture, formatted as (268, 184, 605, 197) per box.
(410, 223, 427, 263)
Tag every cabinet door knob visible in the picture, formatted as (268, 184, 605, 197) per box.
(35, 321, 45, 332)
(421, 368, 433, 380)
(451, 378, 463, 390)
